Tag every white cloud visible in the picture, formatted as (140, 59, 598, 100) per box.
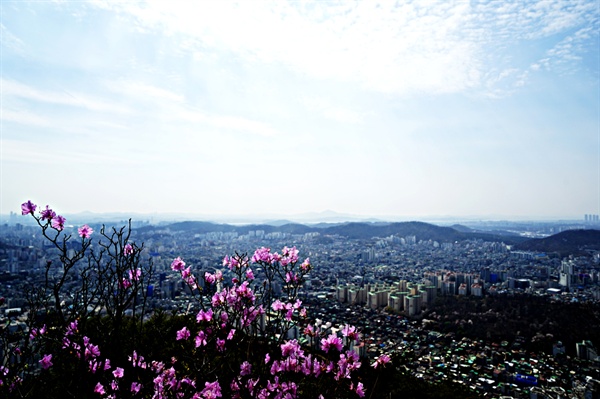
(2, 79, 128, 114)
(301, 96, 364, 124)
(103, 78, 279, 137)
(1, 23, 26, 55)
(104, 80, 184, 104)
(88, 0, 596, 98)
(1, 108, 53, 128)
(0, 138, 140, 166)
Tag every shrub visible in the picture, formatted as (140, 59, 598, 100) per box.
(0, 201, 387, 398)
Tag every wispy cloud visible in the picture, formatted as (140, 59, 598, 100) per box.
(301, 96, 364, 125)
(91, 0, 597, 98)
(1, 23, 26, 55)
(2, 79, 128, 114)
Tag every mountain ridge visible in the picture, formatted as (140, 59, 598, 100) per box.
(136, 220, 528, 244)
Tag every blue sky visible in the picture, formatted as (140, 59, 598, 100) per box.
(1, 0, 599, 221)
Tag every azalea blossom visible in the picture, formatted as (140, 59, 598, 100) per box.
(171, 257, 186, 271)
(372, 353, 391, 369)
(124, 243, 134, 256)
(78, 224, 93, 239)
(245, 268, 255, 280)
(320, 334, 343, 353)
(355, 382, 366, 397)
(51, 215, 66, 231)
(300, 257, 311, 271)
(251, 247, 273, 264)
(195, 331, 207, 347)
(201, 380, 222, 399)
(40, 205, 56, 221)
(196, 308, 213, 323)
(216, 338, 226, 352)
(176, 327, 190, 341)
(131, 382, 142, 393)
(271, 299, 284, 311)
(341, 324, 359, 341)
(112, 367, 124, 378)
(181, 266, 192, 280)
(39, 354, 53, 369)
(21, 200, 37, 215)
(129, 268, 141, 281)
(240, 361, 252, 376)
(94, 382, 105, 395)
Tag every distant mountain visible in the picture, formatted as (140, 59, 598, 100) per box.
(449, 224, 474, 233)
(139, 220, 525, 244)
(320, 221, 457, 241)
(514, 229, 600, 257)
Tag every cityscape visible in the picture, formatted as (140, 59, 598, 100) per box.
(1, 212, 599, 398)
(2, 1, 599, 398)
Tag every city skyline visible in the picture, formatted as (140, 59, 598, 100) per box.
(2, 1, 599, 220)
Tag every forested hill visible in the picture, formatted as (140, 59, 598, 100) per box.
(514, 229, 600, 257)
(137, 220, 526, 244)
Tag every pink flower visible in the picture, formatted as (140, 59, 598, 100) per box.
(171, 257, 186, 271)
(280, 340, 302, 358)
(94, 382, 105, 395)
(227, 329, 235, 340)
(66, 320, 78, 335)
(245, 268, 255, 280)
(240, 361, 252, 376)
(112, 367, 124, 378)
(39, 354, 52, 369)
(372, 353, 391, 369)
(321, 334, 343, 353)
(40, 205, 56, 221)
(195, 331, 207, 347)
(176, 327, 190, 341)
(205, 272, 216, 284)
(201, 380, 222, 398)
(355, 382, 366, 397)
(252, 247, 273, 264)
(285, 271, 298, 283)
(181, 266, 192, 280)
(196, 308, 213, 323)
(129, 268, 141, 281)
(271, 300, 284, 311)
(300, 258, 311, 271)
(51, 215, 66, 231)
(131, 382, 142, 393)
(78, 224, 93, 238)
(281, 246, 299, 263)
(21, 200, 37, 215)
(341, 324, 359, 341)
(124, 243, 134, 256)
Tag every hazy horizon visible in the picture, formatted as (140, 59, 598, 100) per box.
(2, 206, 594, 227)
(2, 1, 599, 220)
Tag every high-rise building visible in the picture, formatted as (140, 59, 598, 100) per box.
(576, 340, 598, 361)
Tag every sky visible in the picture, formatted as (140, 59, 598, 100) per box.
(1, 0, 599, 221)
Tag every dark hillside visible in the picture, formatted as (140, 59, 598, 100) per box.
(134, 220, 525, 244)
(515, 229, 600, 257)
